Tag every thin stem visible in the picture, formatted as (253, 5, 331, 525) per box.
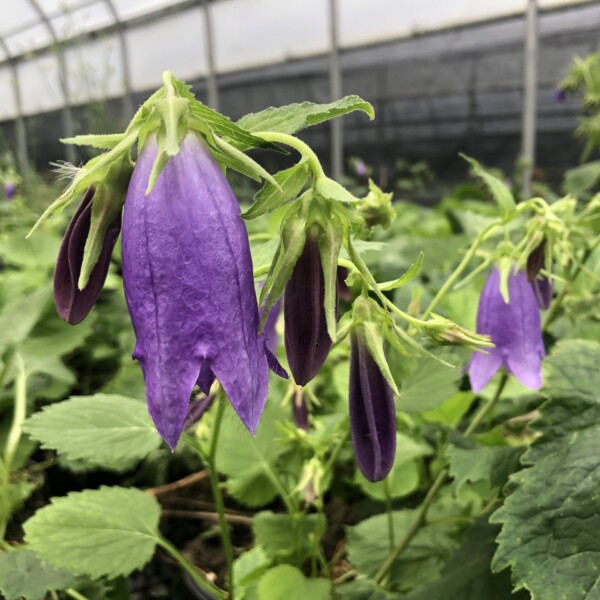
(253, 131, 326, 179)
(4, 354, 27, 471)
(253, 264, 271, 278)
(158, 538, 226, 599)
(65, 589, 90, 600)
(383, 479, 395, 551)
(464, 372, 508, 437)
(422, 221, 501, 319)
(323, 428, 349, 476)
(206, 399, 236, 599)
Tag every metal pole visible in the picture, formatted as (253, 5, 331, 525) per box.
(329, 0, 343, 181)
(521, 0, 538, 199)
(104, 0, 134, 124)
(201, 0, 219, 109)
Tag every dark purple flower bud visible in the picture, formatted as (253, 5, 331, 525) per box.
(468, 267, 545, 392)
(554, 88, 567, 103)
(292, 388, 309, 431)
(337, 266, 352, 303)
(526, 240, 546, 282)
(53, 188, 121, 325)
(531, 275, 553, 310)
(349, 331, 396, 482)
(4, 182, 16, 200)
(122, 135, 280, 449)
(284, 225, 336, 386)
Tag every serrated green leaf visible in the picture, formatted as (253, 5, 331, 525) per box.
(405, 520, 529, 600)
(23, 394, 161, 470)
(61, 133, 125, 149)
(315, 176, 360, 204)
(336, 579, 394, 599)
(490, 340, 600, 600)
(216, 402, 287, 507)
(0, 549, 73, 600)
(233, 546, 271, 588)
(379, 252, 424, 291)
(243, 160, 310, 220)
(24, 486, 161, 579)
(257, 565, 330, 600)
(461, 154, 516, 219)
(238, 96, 374, 135)
(253, 511, 325, 563)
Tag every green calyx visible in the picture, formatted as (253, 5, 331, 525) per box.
(356, 179, 396, 230)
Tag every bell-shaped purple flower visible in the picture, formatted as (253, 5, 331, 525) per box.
(468, 267, 545, 393)
(122, 135, 279, 449)
(54, 187, 121, 325)
(284, 226, 335, 386)
(349, 331, 396, 482)
(4, 182, 16, 200)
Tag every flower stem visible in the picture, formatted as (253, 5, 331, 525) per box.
(383, 479, 395, 551)
(158, 538, 226, 599)
(422, 221, 501, 319)
(373, 372, 508, 583)
(253, 131, 326, 179)
(206, 399, 236, 599)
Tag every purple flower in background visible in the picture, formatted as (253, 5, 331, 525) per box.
(531, 275, 553, 310)
(54, 187, 121, 324)
(354, 160, 367, 177)
(349, 331, 396, 482)
(554, 88, 567, 103)
(468, 267, 545, 393)
(122, 134, 282, 449)
(4, 182, 16, 200)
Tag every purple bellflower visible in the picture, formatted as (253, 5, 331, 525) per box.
(349, 331, 396, 482)
(4, 182, 16, 200)
(468, 267, 545, 393)
(122, 134, 283, 449)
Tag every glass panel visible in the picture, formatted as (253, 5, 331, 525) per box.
(18, 54, 64, 116)
(51, 3, 113, 42)
(0, 67, 17, 120)
(113, 0, 189, 21)
(5, 23, 52, 56)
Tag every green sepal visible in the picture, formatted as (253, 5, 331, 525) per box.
(243, 159, 310, 220)
(345, 236, 388, 309)
(145, 149, 170, 196)
(61, 133, 126, 149)
(315, 176, 360, 204)
(79, 159, 133, 289)
(154, 95, 189, 157)
(258, 196, 310, 330)
(461, 154, 517, 221)
(28, 132, 138, 237)
(378, 252, 424, 291)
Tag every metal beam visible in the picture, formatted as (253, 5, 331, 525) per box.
(201, 0, 219, 109)
(103, 0, 134, 124)
(329, 0, 343, 181)
(27, 0, 76, 164)
(0, 37, 29, 180)
(521, 0, 539, 199)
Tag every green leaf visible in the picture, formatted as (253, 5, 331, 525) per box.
(336, 579, 395, 599)
(491, 340, 600, 599)
(0, 231, 61, 269)
(243, 160, 310, 220)
(23, 394, 161, 470)
(257, 565, 330, 600)
(253, 511, 325, 563)
(405, 520, 529, 600)
(238, 96, 374, 135)
(234, 546, 271, 588)
(24, 486, 162, 579)
(378, 252, 424, 291)
(315, 177, 360, 204)
(0, 549, 73, 600)
(460, 154, 516, 219)
(216, 402, 287, 507)
(563, 160, 600, 196)
(421, 391, 476, 427)
(61, 133, 126, 149)
(347, 511, 457, 593)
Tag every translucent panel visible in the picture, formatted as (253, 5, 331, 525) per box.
(127, 7, 206, 90)
(214, 0, 328, 73)
(18, 54, 64, 116)
(5, 23, 52, 56)
(65, 34, 123, 104)
(113, 0, 190, 21)
(0, 67, 17, 120)
(50, 2, 113, 42)
(0, 2, 38, 37)
(41, 0, 99, 14)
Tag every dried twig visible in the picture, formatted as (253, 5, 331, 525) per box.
(161, 508, 253, 526)
(146, 469, 209, 496)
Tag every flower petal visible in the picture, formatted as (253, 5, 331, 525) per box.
(468, 350, 503, 393)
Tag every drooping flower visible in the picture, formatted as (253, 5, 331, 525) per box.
(4, 182, 16, 200)
(284, 225, 336, 386)
(122, 134, 281, 449)
(54, 187, 122, 324)
(468, 267, 545, 393)
(349, 330, 396, 482)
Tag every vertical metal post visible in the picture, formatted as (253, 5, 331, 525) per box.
(329, 0, 343, 181)
(104, 0, 134, 124)
(201, 0, 219, 110)
(521, 0, 538, 199)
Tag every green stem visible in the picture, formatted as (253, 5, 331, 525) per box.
(464, 372, 508, 437)
(323, 428, 349, 476)
(0, 348, 16, 391)
(65, 589, 90, 600)
(4, 354, 27, 470)
(422, 221, 501, 319)
(383, 479, 395, 551)
(159, 538, 226, 599)
(206, 400, 236, 599)
(253, 131, 326, 179)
